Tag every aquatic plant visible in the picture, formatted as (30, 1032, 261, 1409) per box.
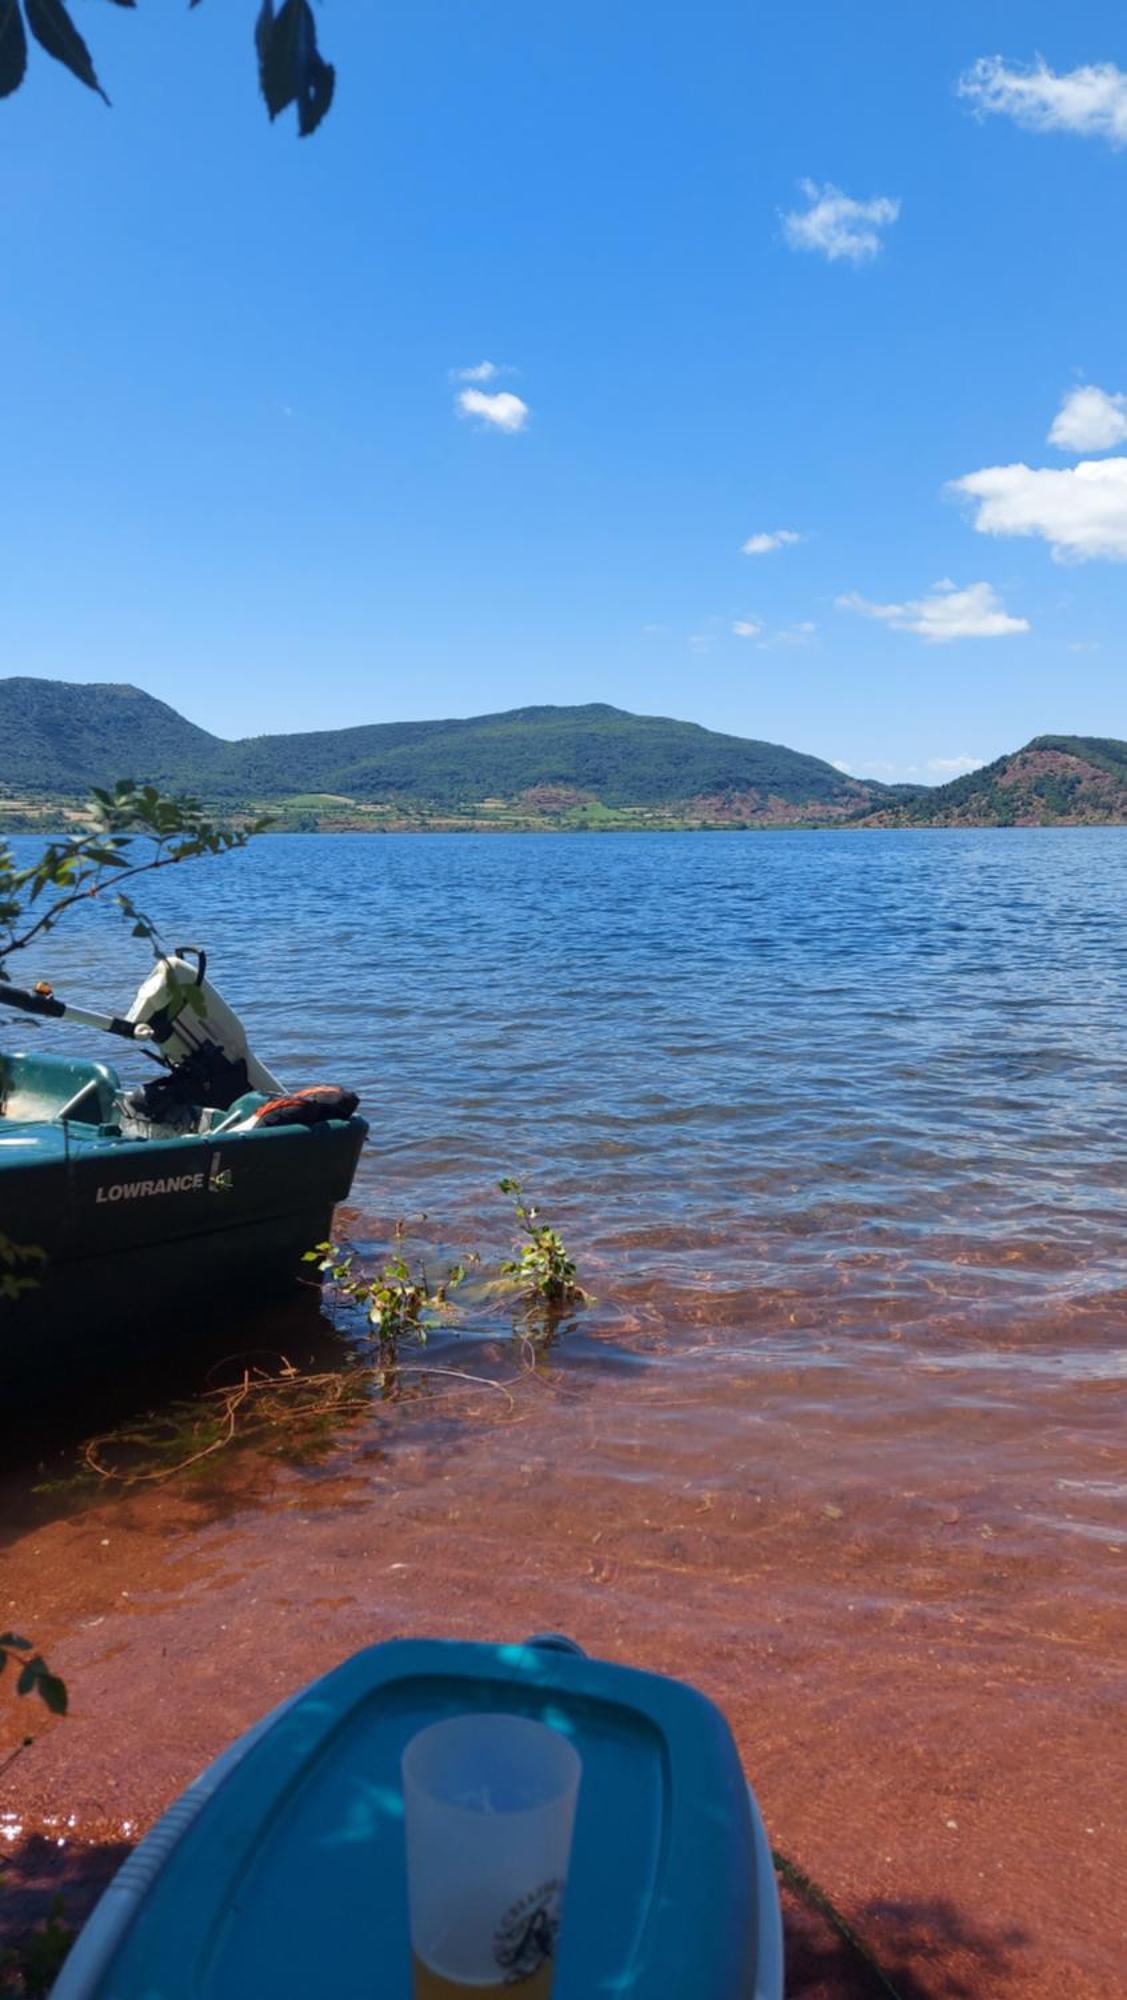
(72, 1352, 528, 1489)
(0, 1237, 44, 1304)
(498, 1178, 587, 1313)
(75, 1363, 379, 1486)
(306, 1244, 470, 1348)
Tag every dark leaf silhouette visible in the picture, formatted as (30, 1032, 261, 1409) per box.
(4, 1641, 69, 1713)
(24, 0, 109, 102)
(254, 0, 274, 85)
(15, 1654, 42, 1695)
(0, 0, 28, 100)
(296, 45, 333, 138)
(36, 1669, 69, 1715)
(2, 0, 335, 130)
(257, 0, 334, 136)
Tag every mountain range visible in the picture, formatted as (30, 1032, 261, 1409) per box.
(1, 678, 1125, 829)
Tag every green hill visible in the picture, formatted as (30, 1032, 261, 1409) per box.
(0, 679, 222, 794)
(863, 736, 1127, 827)
(6, 679, 1121, 828)
(0, 680, 887, 819)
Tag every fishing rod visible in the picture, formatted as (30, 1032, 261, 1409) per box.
(0, 979, 163, 1044)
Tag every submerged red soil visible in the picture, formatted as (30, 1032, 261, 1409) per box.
(2, 1273, 1124, 1999)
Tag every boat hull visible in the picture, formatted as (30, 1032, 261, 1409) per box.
(1, 1054, 368, 1371)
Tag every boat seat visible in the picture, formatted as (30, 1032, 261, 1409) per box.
(0, 1053, 121, 1126)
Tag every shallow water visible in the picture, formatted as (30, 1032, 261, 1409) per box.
(3, 830, 1126, 1996)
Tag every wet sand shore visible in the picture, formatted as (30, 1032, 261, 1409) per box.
(2, 1281, 1124, 2000)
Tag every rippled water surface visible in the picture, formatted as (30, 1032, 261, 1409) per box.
(5, 830, 1127, 1998)
(27, 827, 1127, 1336)
(13, 828, 1127, 1572)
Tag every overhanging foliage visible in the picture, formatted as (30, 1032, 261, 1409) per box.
(0, 0, 335, 136)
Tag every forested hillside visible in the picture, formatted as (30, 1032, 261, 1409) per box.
(0, 681, 885, 816)
(865, 736, 1127, 827)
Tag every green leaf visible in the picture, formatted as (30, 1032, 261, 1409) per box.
(0, 0, 28, 100)
(0, 1632, 32, 1650)
(24, 0, 109, 102)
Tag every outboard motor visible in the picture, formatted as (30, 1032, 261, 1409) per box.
(2, 952, 356, 1133)
(124, 949, 284, 1120)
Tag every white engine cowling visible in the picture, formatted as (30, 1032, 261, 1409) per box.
(126, 954, 283, 1098)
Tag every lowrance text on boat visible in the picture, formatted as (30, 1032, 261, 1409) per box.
(94, 1157, 231, 1204)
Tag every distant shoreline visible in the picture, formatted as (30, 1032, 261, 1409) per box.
(4, 807, 1126, 837)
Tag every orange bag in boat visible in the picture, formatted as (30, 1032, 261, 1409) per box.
(252, 1085, 359, 1128)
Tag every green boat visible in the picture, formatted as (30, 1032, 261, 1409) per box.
(0, 952, 367, 1356)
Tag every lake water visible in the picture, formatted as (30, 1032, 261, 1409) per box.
(21, 826, 1127, 1329)
(4, 830, 1126, 1998)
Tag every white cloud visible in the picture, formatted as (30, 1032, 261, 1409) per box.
(831, 760, 853, 774)
(837, 579, 1030, 641)
(457, 389, 530, 434)
(928, 754, 985, 775)
(1049, 385, 1127, 451)
(957, 56, 1127, 148)
(860, 758, 921, 779)
(732, 619, 764, 638)
(951, 457, 1127, 562)
(758, 620, 817, 649)
(454, 361, 502, 382)
(782, 180, 900, 263)
(742, 529, 802, 556)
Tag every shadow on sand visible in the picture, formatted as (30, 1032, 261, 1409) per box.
(782, 1880, 1029, 1999)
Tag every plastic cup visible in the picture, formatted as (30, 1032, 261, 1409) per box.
(402, 1712, 582, 1996)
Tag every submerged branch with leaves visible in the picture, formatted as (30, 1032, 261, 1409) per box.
(315, 1180, 589, 1351)
(0, 1235, 44, 1303)
(305, 1244, 472, 1348)
(498, 1177, 589, 1314)
(72, 1188, 590, 1484)
(0, 0, 336, 137)
(74, 1351, 528, 1488)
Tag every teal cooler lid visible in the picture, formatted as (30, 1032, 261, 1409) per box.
(60, 1639, 768, 1998)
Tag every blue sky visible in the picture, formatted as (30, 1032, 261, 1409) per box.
(3, 0, 1127, 782)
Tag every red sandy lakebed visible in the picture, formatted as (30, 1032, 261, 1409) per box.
(4, 831, 1127, 1995)
(2, 1272, 1124, 2000)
